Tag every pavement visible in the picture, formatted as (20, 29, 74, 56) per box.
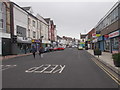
(86, 49, 120, 75)
(0, 53, 32, 60)
(2, 48, 119, 88)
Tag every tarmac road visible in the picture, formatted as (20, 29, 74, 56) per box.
(2, 48, 119, 88)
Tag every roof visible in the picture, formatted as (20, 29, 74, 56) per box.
(50, 20, 54, 25)
(80, 34, 87, 39)
(57, 35, 62, 39)
(36, 14, 48, 25)
(22, 7, 31, 11)
(63, 36, 72, 40)
(44, 18, 51, 24)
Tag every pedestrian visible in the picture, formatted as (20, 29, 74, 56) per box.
(31, 46, 36, 58)
(39, 46, 44, 58)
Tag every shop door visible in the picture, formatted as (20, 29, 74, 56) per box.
(2, 38, 11, 56)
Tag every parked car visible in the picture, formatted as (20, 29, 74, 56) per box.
(43, 47, 50, 53)
(57, 47, 65, 50)
(53, 46, 65, 51)
(53, 47, 58, 51)
(49, 47, 54, 51)
(78, 46, 83, 50)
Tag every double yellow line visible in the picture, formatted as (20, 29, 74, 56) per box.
(91, 58, 120, 85)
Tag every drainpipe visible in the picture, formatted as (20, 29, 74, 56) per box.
(10, 2, 14, 54)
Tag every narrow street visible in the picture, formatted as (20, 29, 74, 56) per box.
(2, 48, 119, 88)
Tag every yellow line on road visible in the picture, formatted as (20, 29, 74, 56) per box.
(91, 58, 120, 85)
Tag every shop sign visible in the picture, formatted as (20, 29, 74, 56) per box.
(104, 35, 109, 40)
(87, 39, 91, 41)
(92, 33, 96, 38)
(35, 40, 40, 43)
(104, 35, 109, 38)
(32, 39, 40, 43)
(92, 38, 98, 43)
(98, 36, 103, 41)
(109, 30, 120, 38)
(96, 34, 101, 37)
(32, 40, 35, 42)
(80, 42, 85, 44)
(96, 31, 101, 34)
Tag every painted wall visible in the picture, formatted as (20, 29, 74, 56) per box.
(13, 5, 28, 36)
(28, 15, 37, 39)
(0, 37, 1, 55)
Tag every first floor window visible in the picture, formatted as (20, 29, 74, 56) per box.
(0, 19, 3, 30)
(28, 29, 30, 38)
(33, 31, 36, 38)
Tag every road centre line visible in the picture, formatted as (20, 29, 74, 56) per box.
(91, 58, 120, 85)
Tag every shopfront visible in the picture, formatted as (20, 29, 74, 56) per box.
(17, 37, 32, 54)
(104, 35, 110, 52)
(98, 36, 104, 51)
(109, 30, 120, 53)
(32, 39, 41, 51)
(92, 38, 98, 49)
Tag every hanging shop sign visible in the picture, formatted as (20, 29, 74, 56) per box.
(96, 34, 101, 37)
(80, 42, 85, 44)
(104, 35, 109, 40)
(96, 31, 101, 34)
(92, 38, 98, 43)
(87, 39, 91, 41)
(92, 33, 96, 38)
(109, 30, 120, 39)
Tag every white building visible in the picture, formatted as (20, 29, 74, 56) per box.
(36, 14, 49, 45)
(22, 7, 38, 40)
(13, 4, 31, 54)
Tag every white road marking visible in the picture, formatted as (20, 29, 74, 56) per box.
(25, 65, 44, 73)
(43, 65, 58, 73)
(34, 64, 51, 73)
(0, 65, 17, 71)
(25, 64, 66, 74)
(53, 65, 66, 73)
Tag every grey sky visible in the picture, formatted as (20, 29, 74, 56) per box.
(11, 1, 117, 39)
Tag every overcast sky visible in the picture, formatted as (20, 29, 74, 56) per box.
(10, 0, 118, 39)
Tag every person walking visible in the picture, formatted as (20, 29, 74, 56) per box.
(31, 46, 36, 58)
(39, 46, 44, 58)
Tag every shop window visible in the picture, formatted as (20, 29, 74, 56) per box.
(28, 29, 30, 38)
(105, 40, 110, 51)
(0, 3, 6, 31)
(28, 18, 31, 25)
(0, 19, 3, 30)
(113, 37, 119, 50)
(32, 20, 35, 27)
